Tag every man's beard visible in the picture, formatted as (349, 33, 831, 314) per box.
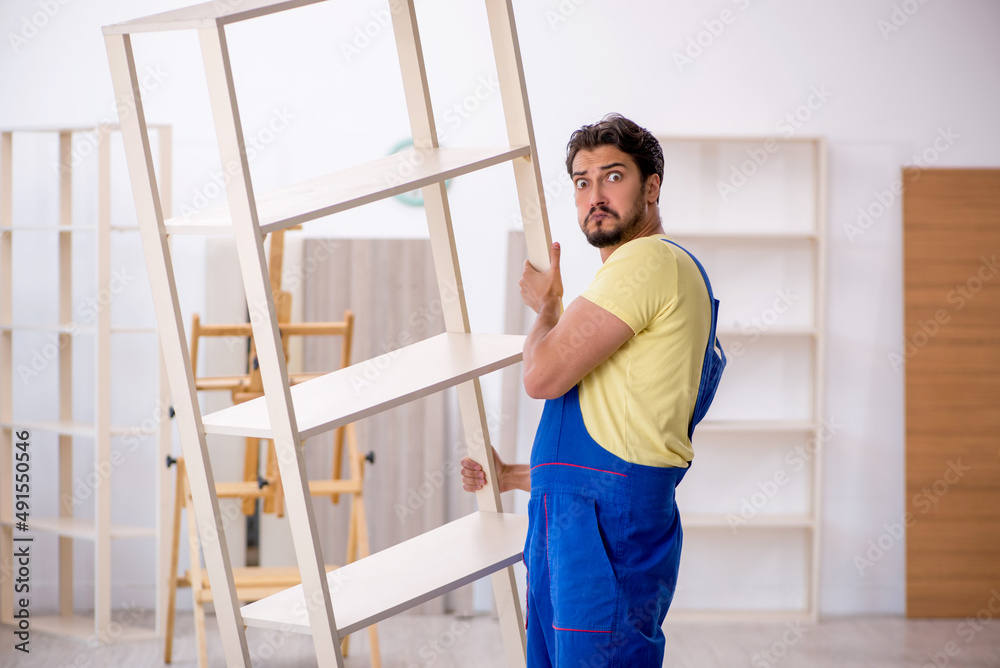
(582, 188, 646, 249)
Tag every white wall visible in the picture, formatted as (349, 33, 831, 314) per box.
(1, 0, 998, 617)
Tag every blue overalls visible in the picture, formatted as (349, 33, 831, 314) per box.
(524, 386, 687, 667)
(523, 238, 724, 667)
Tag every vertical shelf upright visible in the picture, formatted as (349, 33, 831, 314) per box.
(656, 135, 827, 621)
(0, 125, 172, 642)
(103, 1, 550, 665)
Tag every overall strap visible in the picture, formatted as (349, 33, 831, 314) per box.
(661, 238, 721, 353)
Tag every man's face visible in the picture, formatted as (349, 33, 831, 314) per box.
(571, 145, 649, 249)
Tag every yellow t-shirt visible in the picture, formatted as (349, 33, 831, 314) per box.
(578, 234, 711, 468)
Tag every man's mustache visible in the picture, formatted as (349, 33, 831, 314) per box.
(586, 205, 618, 224)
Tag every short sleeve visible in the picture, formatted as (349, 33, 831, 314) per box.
(580, 237, 679, 335)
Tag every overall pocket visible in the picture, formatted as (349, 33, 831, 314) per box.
(548, 494, 623, 633)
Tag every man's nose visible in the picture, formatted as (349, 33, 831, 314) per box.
(589, 182, 607, 208)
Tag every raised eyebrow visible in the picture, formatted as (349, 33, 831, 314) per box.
(572, 162, 628, 178)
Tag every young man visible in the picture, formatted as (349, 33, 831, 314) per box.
(462, 114, 712, 666)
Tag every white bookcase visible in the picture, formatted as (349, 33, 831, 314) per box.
(0, 126, 172, 641)
(103, 1, 550, 666)
(656, 136, 827, 621)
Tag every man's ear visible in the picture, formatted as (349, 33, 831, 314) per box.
(645, 173, 661, 204)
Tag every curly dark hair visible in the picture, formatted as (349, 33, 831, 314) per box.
(565, 113, 664, 202)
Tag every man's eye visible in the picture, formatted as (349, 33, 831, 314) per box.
(608, 173, 622, 182)
(575, 179, 589, 189)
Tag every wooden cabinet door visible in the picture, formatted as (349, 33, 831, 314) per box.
(903, 168, 1000, 617)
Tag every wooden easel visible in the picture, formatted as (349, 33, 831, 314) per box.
(163, 230, 380, 667)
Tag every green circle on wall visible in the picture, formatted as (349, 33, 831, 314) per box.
(388, 138, 451, 207)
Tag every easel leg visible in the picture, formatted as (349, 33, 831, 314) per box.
(164, 458, 185, 664)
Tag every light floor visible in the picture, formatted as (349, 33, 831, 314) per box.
(2, 610, 999, 667)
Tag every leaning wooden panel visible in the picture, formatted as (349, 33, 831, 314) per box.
(903, 167, 1000, 618)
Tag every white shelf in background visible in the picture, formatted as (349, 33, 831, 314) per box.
(164, 146, 530, 235)
(201, 333, 524, 440)
(0, 226, 93, 232)
(668, 230, 817, 241)
(0, 420, 159, 438)
(667, 609, 814, 623)
(683, 513, 814, 529)
(716, 325, 817, 338)
(0, 323, 92, 333)
(695, 420, 816, 434)
(240, 511, 527, 637)
(2, 516, 155, 539)
(32, 614, 158, 643)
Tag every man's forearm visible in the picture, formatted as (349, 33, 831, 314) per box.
(503, 462, 531, 492)
(521, 297, 562, 398)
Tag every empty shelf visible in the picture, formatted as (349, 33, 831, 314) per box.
(716, 326, 817, 338)
(684, 513, 814, 529)
(695, 420, 816, 434)
(668, 230, 817, 240)
(240, 511, 527, 637)
(164, 146, 530, 235)
(0, 420, 159, 438)
(3, 516, 155, 539)
(201, 333, 524, 440)
(33, 613, 157, 643)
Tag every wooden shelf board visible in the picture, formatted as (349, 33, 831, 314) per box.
(201, 333, 524, 440)
(2, 516, 155, 539)
(0, 323, 93, 333)
(667, 609, 814, 623)
(0, 323, 150, 334)
(0, 420, 159, 438)
(163, 146, 530, 235)
(695, 420, 816, 434)
(240, 511, 527, 637)
(102, 0, 327, 34)
(0, 124, 170, 133)
(0, 226, 94, 232)
(33, 613, 157, 644)
(667, 230, 817, 240)
(658, 135, 823, 144)
(684, 513, 814, 529)
(716, 326, 817, 338)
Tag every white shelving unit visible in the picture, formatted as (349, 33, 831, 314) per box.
(0, 126, 172, 642)
(103, 1, 550, 666)
(657, 136, 827, 621)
